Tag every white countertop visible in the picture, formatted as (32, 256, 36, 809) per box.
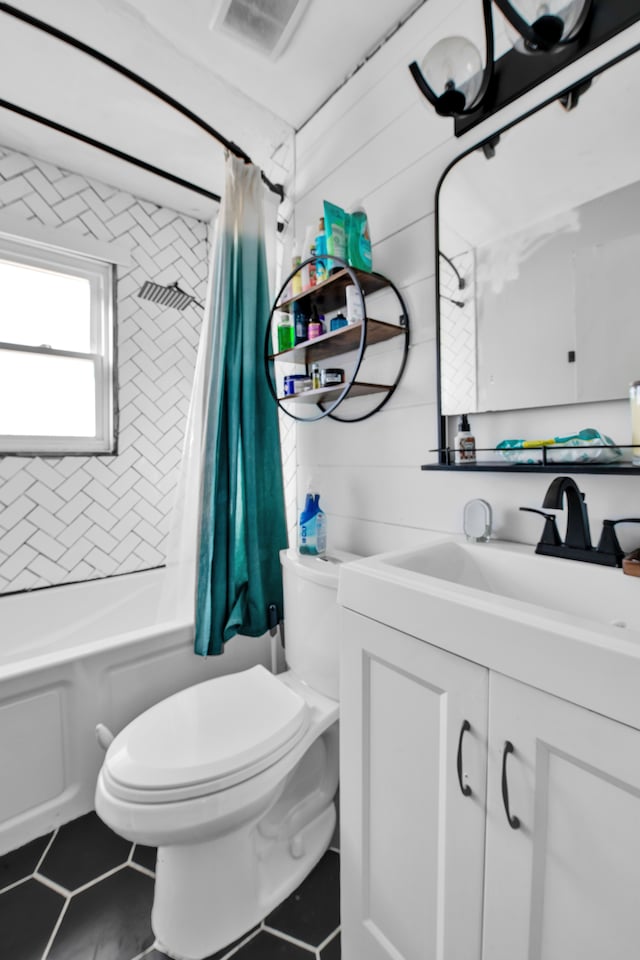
(338, 535, 640, 730)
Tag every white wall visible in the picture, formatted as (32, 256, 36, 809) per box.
(292, 0, 640, 557)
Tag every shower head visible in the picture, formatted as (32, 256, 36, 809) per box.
(440, 295, 466, 309)
(137, 280, 203, 311)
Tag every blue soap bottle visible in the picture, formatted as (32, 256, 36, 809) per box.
(298, 492, 327, 556)
(315, 217, 328, 283)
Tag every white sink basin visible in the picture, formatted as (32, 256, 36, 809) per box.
(338, 536, 640, 730)
(383, 539, 640, 632)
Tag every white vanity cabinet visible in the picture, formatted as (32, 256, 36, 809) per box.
(483, 672, 640, 960)
(340, 610, 489, 960)
(341, 610, 640, 960)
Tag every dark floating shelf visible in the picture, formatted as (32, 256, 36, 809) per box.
(275, 268, 389, 314)
(421, 463, 640, 475)
(268, 318, 405, 365)
(279, 382, 391, 405)
(422, 444, 640, 475)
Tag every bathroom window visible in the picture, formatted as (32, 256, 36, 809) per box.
(0, 235, 116, 455)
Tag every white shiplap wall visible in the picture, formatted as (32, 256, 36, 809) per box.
(292, 0, 640, 557)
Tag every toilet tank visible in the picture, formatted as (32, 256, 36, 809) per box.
(280, 548, 359, 700)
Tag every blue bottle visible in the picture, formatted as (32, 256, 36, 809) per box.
(298, 493, 327, 556)
(294, 308, 309, 344)
(315, 217, 328, 284)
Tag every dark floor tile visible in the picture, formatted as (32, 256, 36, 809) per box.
(265, 850, 340, 947)
(226, 930, 312, 958)
(146, 924, 260, 960)
(0, 832, 53, 891)
(0, 877, 65, 960)
(320, 931, 341, 959)
(47, 866, 154, 960)
(131, 844, 156, 872)
(39, 811, 132, 890)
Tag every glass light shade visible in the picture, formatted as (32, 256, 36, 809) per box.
(502, 0, 590, 49)
(421, 36, 484, 109)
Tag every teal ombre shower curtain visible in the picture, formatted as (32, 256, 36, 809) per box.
(195, 155, 287, 655)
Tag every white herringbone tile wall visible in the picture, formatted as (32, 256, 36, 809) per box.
(0, 145, 208, 594)
(440, 250, 476, 416)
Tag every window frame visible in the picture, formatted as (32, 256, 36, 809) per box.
(0, 235, 117, 456)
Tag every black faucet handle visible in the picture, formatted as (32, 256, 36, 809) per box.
(597, 518, 640, 565)
(519, 507, 562, 546)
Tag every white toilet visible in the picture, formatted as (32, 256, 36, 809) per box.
(95, 548, 352, 960)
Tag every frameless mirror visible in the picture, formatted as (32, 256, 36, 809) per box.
(437, 47, 639, 420)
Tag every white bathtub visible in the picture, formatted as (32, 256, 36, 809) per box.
(0, 568, 271, 856)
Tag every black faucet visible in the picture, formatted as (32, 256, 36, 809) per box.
(541, 476, 592, 550)
(520, 476, 640, 567)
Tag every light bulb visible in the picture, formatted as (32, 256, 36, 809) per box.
(501, 0, 590, 51)
(420, 36, 484, 112)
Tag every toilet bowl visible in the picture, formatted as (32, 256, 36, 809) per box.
(95, 548, 355, 960)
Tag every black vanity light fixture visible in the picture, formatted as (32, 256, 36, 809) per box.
(409, 0, 640, 135)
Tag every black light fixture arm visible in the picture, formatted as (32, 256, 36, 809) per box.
(440, 295, 465, 308)
(439, 251, 465, 290)
(492, 0, 555, 50)
(408, 60, 439, 110)
(409, 0, 495, 117)
(471, 0, 496, 108)
(0, 1, 284, 201)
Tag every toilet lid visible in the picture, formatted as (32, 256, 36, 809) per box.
(105, 665, 309, 800)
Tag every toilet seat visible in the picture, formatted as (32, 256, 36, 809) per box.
(103, 665, 310, 803)
(95, 671, 338, 848)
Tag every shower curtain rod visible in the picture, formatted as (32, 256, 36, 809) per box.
(0, 96, 222, 204)
(0, 2, 285, 202)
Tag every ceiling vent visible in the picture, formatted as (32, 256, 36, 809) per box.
(210, 0, 311, 60)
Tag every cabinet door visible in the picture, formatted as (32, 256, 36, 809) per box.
(484, 672, 640, 960)
(340, 610, 488, 960)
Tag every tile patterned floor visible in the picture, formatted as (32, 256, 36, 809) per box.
(0, 812, 341, 960)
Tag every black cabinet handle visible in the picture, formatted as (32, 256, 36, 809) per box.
(456, 720, 472, 797)
(501, 740, 521, 829)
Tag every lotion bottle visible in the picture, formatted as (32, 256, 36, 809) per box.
(455, 413, 476, 464)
